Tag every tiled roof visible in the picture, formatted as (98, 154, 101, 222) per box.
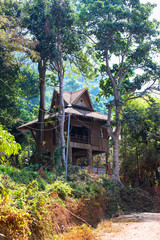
(17, 89, 107, 132)
(70, 89, 86, 103)
(65, 107, 107, 121)
(56, 89, 86, 104)
(17, 107, 107, 131)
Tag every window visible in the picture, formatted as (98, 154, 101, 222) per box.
(71, 126, 90, 144)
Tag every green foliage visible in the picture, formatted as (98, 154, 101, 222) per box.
(0, 185, 9, 201)
(120, 97, 160, 187)
(68, 171, 105, 199)
(17, 65, 39, 103)
(53, 147, 65, 174)
(119, 187, 154, 213)
(0, 43, 21, 129)
(0, 165, 56, 217)
(23, 0, 85, 64)
(50, 180, 73, 199)
(79, 0, 160, 102)
(90, 94, 107, 114)
(64, 77, 82, 92)
(0, 125, 21, 162)
(0, 163, 157, 239)
(78, 0, 160, 183)
(102, 175, 154, 216)
(0, 164, 57, 188)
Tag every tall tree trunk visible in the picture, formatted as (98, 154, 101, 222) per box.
(57, 41, 65, 165)
(36, 59, 46, 161)
(58, 71, 65, 164)
(111, 136, 121, 184)
(27, 94, 31, 158)
(107, 104, 122, 185)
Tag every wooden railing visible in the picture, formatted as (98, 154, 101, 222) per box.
(70, 134, 90, 144)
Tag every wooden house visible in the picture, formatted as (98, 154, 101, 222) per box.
(18, 89, 109, 169)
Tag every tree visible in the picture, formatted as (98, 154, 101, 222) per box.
(17, 65, 39, 114)
(23, 0, 60, 159)
(0, 0, 37, 129)
(23, 0, 86, 164)
(0, 0, 21, 129)
(0, 125, 21, 162)
(79, 0, 160, 184)
(120, 97, 160, 187)
(0, 49, 20, 129)
(48, 0, 87, 164)
(64, 64, 83, 92)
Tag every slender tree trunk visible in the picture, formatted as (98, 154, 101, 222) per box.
(111, 136, 121, 184)
(27, 95, 31, 158)
(36, 59, 46, 161)
(136, 147, 140, 187)
(111, 104, 122, 184)
(107, 104, 122, 185)
(57, 41, 65, 164)
(58, 71, 65, 164)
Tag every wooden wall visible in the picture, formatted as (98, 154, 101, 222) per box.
(43, 117, 109, 155)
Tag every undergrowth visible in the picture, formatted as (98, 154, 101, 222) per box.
(54, 224, 100, 240)
(0, 164, 156, 239)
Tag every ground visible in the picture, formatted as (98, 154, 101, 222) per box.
(98, 213, 160, 240)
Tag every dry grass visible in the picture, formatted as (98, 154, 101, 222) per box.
(96, 221, 113, 233)
(54, 224, 101, 240)
(94, 220, 122, 239)
(0, 205, 30, 240)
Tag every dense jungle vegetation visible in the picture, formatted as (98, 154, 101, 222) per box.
(0, 0, 160, 238)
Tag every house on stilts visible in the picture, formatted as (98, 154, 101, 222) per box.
(17, 89, 110, 172)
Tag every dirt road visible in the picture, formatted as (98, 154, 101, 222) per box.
(100, 213, 160, 240)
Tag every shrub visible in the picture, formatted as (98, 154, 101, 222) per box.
(0, 125, 21, 162)
(49, 180, 73, 199)
(68, 171, 105, 199)
(54, 224, 100, 240)
(0, 204, 30, 239)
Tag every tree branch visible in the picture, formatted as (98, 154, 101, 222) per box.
(124, 80, 156, 104)
(107, 105, 112, 123)
(106, 105, 114, 137)
(120, 87, 137, 99)
(81, 31, 97, 44)
(115, 35, 132, 82)
(118, 58, 135, 87)
(105, 49, 117, 96)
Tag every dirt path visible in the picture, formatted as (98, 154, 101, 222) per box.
(100, 213, 160, 240)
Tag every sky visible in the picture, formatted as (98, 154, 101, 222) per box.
(140, 0, 160, 21)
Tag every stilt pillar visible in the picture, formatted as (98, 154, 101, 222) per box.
(88, 148, 93, 173)
(68, 146, 72, 164)
(105, 152, 110, 175)
(72, 154, 78, 165)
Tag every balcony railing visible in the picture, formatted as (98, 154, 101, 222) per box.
(70, 134, 90, 144)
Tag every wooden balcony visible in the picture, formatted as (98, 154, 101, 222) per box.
(70, 134, 90, 144)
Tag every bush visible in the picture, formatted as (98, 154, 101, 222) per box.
(68, 171, 105, 199)
(49, 180, 73, 199)
(54, 224, 99, 240)
(0, 163, 156, 239)
(0, 125, 21, 162)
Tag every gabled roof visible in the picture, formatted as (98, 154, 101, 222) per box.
(17, 107, 107, 132)
(17, 88, 108, 132)
(50, 89, 94, 111)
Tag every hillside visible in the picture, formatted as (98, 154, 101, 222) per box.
(0, 164, 158, 240)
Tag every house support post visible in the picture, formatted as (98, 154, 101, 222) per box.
(105, 152, 110, 175)
(68, 146, 72, 164)
(88, 148, 93, 173)
(65, 112, 71, 182)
